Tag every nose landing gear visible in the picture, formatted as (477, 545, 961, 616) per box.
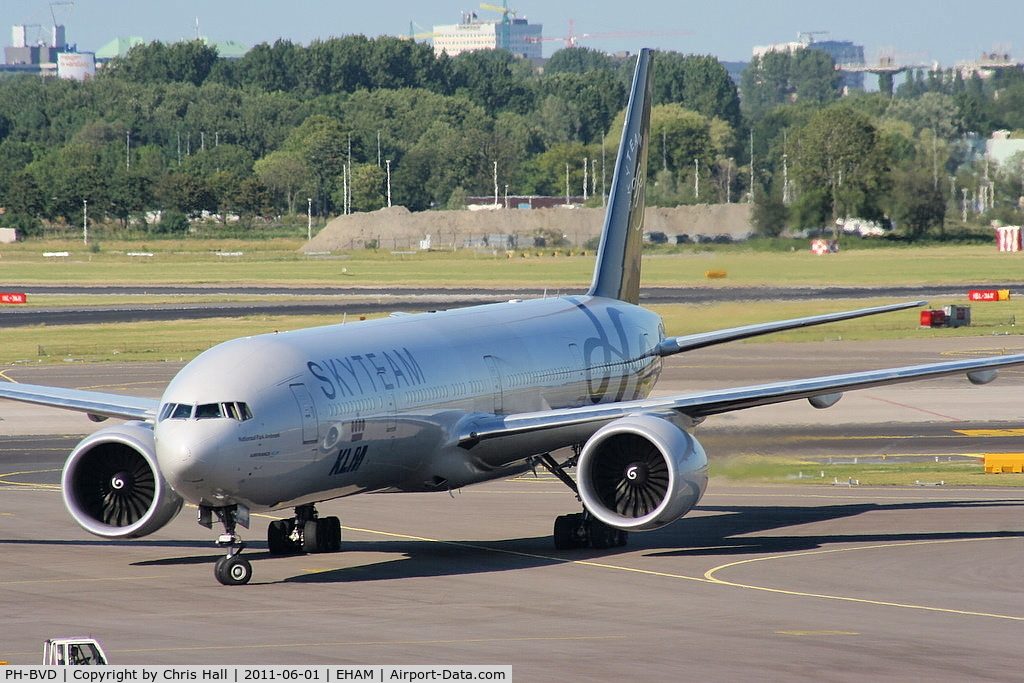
(201, 504, 253, 586)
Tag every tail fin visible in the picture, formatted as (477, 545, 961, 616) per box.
(587, 48, 654, 305)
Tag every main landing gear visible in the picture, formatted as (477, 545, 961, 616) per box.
(535, 452, 628, 550)
(202, 503, 342, 586)
(267, 504, 341, 556)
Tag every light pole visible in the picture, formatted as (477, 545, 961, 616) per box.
(307, 197, 312, 241)
(694, 158, 699, 199)
(82, 199, 88, 245)
(385, 160, 392, 207)
(727, 157, 733, 204)
(583, 158, 588, 201)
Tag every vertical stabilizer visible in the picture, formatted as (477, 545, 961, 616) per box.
(587, 48, 653, 304)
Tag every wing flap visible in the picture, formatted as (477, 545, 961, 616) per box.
(459, 352, 1024, 447)
(0, 382, 158, 421)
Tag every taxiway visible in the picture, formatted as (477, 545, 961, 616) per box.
(2, 338, 1023, 679)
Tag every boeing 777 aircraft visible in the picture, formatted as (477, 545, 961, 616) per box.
(4, 49, 1024, 585)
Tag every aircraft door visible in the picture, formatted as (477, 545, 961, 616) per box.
(483, 355, 504, 414)
(289, 383, 319, 444)
(568, 343, 586, 403)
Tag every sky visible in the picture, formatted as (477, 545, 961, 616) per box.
(1, 0, 1021, 68)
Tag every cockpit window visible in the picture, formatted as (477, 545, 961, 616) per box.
(195, 403, 223, 419)
(171, 403, 193, 419)
(159, 402, 252, 422)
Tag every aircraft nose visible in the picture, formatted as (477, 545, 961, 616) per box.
(156, 423, 210, 487)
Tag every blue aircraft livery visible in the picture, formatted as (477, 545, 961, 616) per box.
(308, 348, 425, 399)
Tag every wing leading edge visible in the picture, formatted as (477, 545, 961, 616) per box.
(458, 352, 1024, 448)
(0, 382, 157, 422)
(657, 300, 927, 356)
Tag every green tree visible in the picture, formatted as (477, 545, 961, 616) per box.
(254, 150, 313, 215)
(740, 51, 791, 118)
(101, 40, 219, 86)
(341, 163, 387, 212)
(653, 53, 742, 132)
(451, 50, 534, 114)
(791, 105, 887, 226)
(156, 172, 215, 216)
(790, 49, 841, 104)
(751, 190, 789, 236)
(544, 47, 618, 75)
(887, 167, 946, 237)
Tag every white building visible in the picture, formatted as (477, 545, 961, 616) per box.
(433, 12, 542, 59)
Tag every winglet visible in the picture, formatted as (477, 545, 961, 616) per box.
(587, 48, 654, 305)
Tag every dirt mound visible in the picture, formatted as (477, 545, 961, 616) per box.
(303, 203, 752, 251)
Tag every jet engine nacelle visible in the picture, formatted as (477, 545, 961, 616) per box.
(62, 422, 184, 539)
(577, 414, 708, 531)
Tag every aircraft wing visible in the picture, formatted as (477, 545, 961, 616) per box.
(458, 352, 1024, 449)
(0, 382, 158, 421)
(656, 301, 926, 356)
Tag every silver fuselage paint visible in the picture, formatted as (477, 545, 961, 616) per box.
(154, 295, 665, 511)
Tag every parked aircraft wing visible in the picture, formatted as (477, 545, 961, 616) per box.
(656, 300, 927, 356)
(0, 382, 157, 421)
(458, 352, 1024, 448)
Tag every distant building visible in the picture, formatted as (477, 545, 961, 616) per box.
(3, 23, 81, 76)
(95, 36, 145, 62)
(95, 36, 248, 63)
(987, 130, 1024, 168)
(433, 11, 542, 59)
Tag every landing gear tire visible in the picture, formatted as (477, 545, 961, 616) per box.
(552, 512, 627, 550)
(267, 519, 298, 555)
(587, 518, 620, 549)
(303, 516, 342, 553)
(553, 514, 580, 549)
(323, 516, 342, 552)
(214, 555, 252, 586)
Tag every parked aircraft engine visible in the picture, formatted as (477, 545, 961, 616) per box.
(62, 422, 184, 538)
(577, 415, 708, 531)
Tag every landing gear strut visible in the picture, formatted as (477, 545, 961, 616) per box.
(201, 505, 252, 586)
(267, 504, 341, 556)
(535, 451, 628, 550)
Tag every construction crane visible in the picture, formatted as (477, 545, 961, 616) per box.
(478, 2, 515, 50)
(527, 20, 692, 49)
(403, 21, 436, 41)
(49, 1, 75, 25)
(479, 2, 517, 23)
(797, 30, 830, 45)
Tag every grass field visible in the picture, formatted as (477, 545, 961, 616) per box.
(710, 455, 1024, 487)
(3, 239, 1024, 288)
(5, 239, 1024, 486)
(4, 240, 1024, 364)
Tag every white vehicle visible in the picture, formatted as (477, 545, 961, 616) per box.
(42, 638, 108, 665)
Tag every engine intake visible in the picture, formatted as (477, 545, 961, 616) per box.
(62, 422, 184, 539)
(577, 415, 707, 531)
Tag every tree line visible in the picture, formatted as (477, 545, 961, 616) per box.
(0, 36, 1022, 240)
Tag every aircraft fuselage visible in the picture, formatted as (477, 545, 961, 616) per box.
(154, 295, 665, 511)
